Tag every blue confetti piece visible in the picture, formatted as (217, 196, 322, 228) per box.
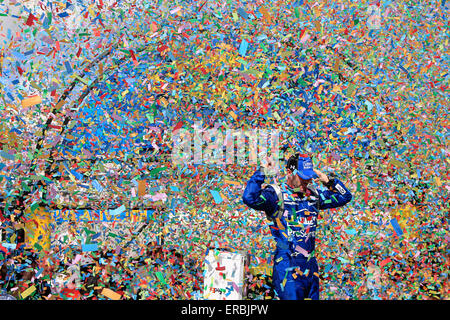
(70, 169, 84, 180)
(258, 79, 269, 88)
(210, 190, 223, 204)
(82, 244, 98, 252)
(65, 61, 73, 74)
(390, 218, 403, 236)
(10, 128, 22, 134)
(256, 34, 267, 41)
(110, 205, 126, 216)
(2, 243, 17, 250)
(237, 7, 249, 19)
(92, 179, 103, 192)
(11, 51, 26, 60)
(92, 232, 101, 240)
(0, 151, 15, 161)
(43, 17, 49, 29)
(239, 39, 249, 56)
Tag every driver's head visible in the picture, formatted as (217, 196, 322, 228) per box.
(285, 154, 317, 189)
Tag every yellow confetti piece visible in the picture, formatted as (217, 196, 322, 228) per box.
(390, 159, 407, 169)
(435, 177, 442, 187)
(317, 84, 323, 95)
(75, 75, 89, 85)
(138, 180, 146, 197)
(21, 95, 42, 108)
(275, 218, 285, 230)
(273, 111, 281, 120)
(224, 179, 240, 186)
(101, 288, 122, 300)
(311, 104, 321, 114)
(21, 285, 36, 299)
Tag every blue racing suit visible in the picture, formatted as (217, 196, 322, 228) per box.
(242, 170, 352, 300)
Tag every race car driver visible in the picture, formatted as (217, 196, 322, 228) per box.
(242, 153, 352, 300)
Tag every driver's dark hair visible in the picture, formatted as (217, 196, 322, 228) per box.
(286, 153, 300, 171)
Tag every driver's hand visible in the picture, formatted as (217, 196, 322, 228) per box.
(313, 168, 330, 184)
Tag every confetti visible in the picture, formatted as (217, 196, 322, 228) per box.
(0, 0, 447, 301)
